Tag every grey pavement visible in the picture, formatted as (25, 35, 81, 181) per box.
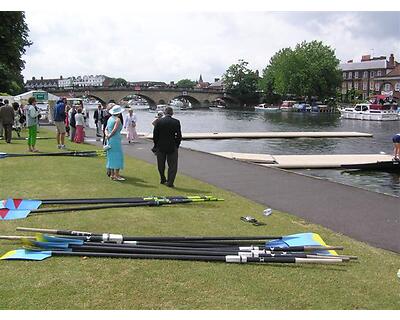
(80, 127, 399, 253)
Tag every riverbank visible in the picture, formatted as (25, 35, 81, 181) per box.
(0, 128, 399, 309)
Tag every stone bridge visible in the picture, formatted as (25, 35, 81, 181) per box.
(50, 87, 238, 108)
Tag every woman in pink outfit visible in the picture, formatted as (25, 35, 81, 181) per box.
(124, 109, 138, 143)
(74, 108, 85, 143)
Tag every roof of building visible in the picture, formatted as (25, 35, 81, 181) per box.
(374, 64, 400, 80)
(209, 79, 224, 87)
(340, 60, 387, 71)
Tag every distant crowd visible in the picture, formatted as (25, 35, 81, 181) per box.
(0, 97, 182, 187)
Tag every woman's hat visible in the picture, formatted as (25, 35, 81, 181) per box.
(156, 111, 164, 117)
(109, 105, 124, 115)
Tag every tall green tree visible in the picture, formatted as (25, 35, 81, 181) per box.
(223, 59, 260, 105)
(176, 79, 196, 88)
(260, 41, 342, 101)
(0, 12, 32, 95)
(111, 78, 128, 87)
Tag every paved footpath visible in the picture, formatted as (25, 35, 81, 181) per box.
(82, 128, 400, 253)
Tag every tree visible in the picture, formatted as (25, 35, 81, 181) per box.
(0, 12, 32, 95)
(223, 59, 260, 106)
(176, 79, 196, 89)
(111, 78, 128, 87)
(260, 41, 342, 101)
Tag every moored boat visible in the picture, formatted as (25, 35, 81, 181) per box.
(280, 100, 296, 112)
(341, 159, 400, 172)
(340, 102, 399, 121)
(254, 103, 280, 112)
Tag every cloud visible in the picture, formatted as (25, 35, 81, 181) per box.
(22, 11, 400, 84)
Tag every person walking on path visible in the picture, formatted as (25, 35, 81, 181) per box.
(392, 133, 400, 160)
(124, 108, 138, 143)
(94, 104, 104, 137)
(74, 108, 85, 143)
(153, 106, 182, 187)
(54, 97, 67, 149)
(26, 97, 40, 152)
(0, 100, 15, 143)
(105, 105, 125, 181)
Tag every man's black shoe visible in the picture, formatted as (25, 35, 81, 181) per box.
(160, 180, 167, 184)
(166, 183, 175, 188)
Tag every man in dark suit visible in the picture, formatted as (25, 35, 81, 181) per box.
(93, 104, 104, 137)
(153, 106, 182, 187)
(0, 100, 15, 143)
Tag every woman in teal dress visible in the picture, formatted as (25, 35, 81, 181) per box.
(105, 105, 125, 181)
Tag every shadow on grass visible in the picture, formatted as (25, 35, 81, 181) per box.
(119, 176, 154, 188)
(164, 185, 211, 193)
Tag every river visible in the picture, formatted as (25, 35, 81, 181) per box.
(131, 107, 400, 197)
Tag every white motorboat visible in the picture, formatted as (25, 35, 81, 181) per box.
(280, 100, 296, 112)
(254, 103, 280, 112)
(340, 103, 399, 121)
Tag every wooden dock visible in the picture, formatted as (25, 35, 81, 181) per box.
(212, 152, 393, 169)
(140, 131, 373, 140)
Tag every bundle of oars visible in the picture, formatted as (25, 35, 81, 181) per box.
(0, 227, 357, 265)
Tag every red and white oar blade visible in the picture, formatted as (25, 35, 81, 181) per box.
(0, 209, 31, 220)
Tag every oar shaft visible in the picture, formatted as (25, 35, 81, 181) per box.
(51, 251, 344, 264)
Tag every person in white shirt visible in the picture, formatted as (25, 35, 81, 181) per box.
(74, 108, 85, 143)
(124, 108, 138, 143)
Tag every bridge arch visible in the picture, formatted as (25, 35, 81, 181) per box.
(120, 93, 157, 108)
(171, 95, 201, 108)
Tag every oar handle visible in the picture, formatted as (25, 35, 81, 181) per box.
(0, 235, 36, 240)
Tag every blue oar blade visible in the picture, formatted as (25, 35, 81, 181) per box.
(5, 199, 42, 210)
(0, 249, 52, 261)
(37, 234, 84, 245)
(0, 209, 31, 220)
(28, 240, 70, 250)
(267, 233, 337, 255)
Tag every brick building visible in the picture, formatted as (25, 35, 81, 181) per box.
(339, 53, 398, 100)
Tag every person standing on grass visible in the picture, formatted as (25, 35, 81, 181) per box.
(105, 105, 125, 181)
(26, 97, 40, 152)
(153, 106, 182, 187)
(124, 108, 138, 143)
(68, 104, 77, 142)
(74, 108, 85, 143)
(12, 102, 22, 138)
(0, 98, 4, 138)
(94, 104, 104, 137)
(54, 97, 67, 149)
(0, 100, 14, 143)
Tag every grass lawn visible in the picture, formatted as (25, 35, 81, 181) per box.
(0, 128, 399, 310)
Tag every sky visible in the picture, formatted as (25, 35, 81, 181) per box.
(4, 0, 400, 84)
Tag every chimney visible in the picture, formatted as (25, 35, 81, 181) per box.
(32, 77, 35, 80)
(60, 75, 63, 79)
(388, 54, 395, 68)
(361, 55, 371, 62)
(40, 76, 43, 80)
(214, 78, 220, 82)
(347, 60, 353, 63)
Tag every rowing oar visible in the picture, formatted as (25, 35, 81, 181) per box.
(0, 234, 356, 260)
(0, 249, 345, 264)
(0, 197, 219, 221)
(17, 236, 349, 262)
(16, 226, 282, 242)
(2, 195, 222, 209)
(0, 150, 105, 159)
(15, 229, 345, 257)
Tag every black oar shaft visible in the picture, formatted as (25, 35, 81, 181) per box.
(51, 251, 343, 264)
